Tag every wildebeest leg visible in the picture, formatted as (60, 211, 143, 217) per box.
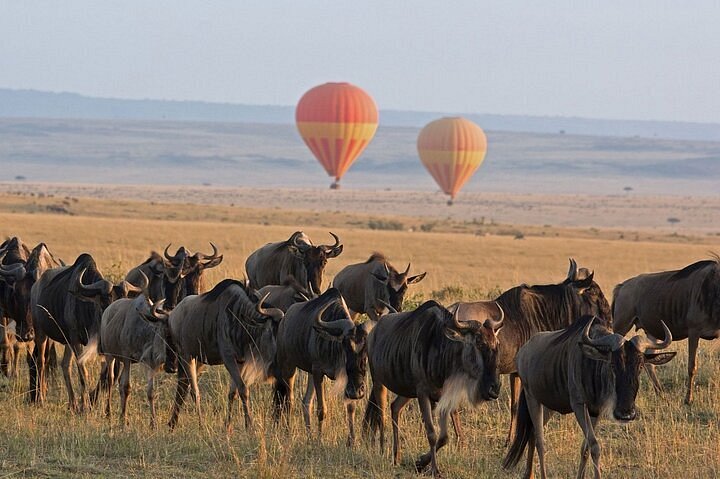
(643, 363, 663, 395)
(60, 345, 77, 412)
(415, 394, 441, 477)
(188, 358, 203, 426)
(507, 372, 522, 444)
(686, 335, 699, 405)
(145, 366, 157, 430)
(312, 370, 326, 440)
(221, 353, 252, 431)
(118, 358, 132, 427)
(450, 410, 463, 446)
(391, 395, 411, 466)
(29, 335, 47, 403)
(91, 358, 109, 408)
(526, 392, 546, 479)
(74, 346, 91, 412)
(346, 401, 356, 448)
(105, 357, 115, 420)
(417, 407, 452, 472)
(576, 410, 599, 479)
(168, 359, 191, 430)
(302, 376, 316, 434)
(574, 404, 601, 479)
(226, 383, 239, 433)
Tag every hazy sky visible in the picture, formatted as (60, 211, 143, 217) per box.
(1, 1, 719, 123)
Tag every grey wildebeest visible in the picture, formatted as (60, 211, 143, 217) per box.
(0, 242, 62, 377)
(333, 252, 427, 321)
(363, 300, 504, 477)
(503, 315, 675, 479)
(167, 279, 283, 431)
(257, 275, 312, 312)
(273, 288, 371, 446)
(125, 251, 165, 302)
(97, 289, 170, 428)
(613, 256, 720, 404)
(245, 231, 343, 295)
(29, 253, 143, 410)
(450, 259, 611, 443)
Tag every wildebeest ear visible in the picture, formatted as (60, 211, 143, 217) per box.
(288, 245, 303, 258)
(200, 255, 223, 270)
(580, 344, 611, 362)
(571, 274, 594, 294)
(644, 351, 676, 365)
(444, 327, 472, 344)
(407, 272, 427, 284)
(326, 244, 343, 258)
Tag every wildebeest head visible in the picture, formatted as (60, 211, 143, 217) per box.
(137, 297, 172, 366)
(371, 259, 427, 312)
(580, 316, 675, 421)
(184, 242, 224, 295)
(73, 267, 118, 311)
(563, 258, 612, 323)
(700, 257, 720, 321)
(288, 232, 343, 295)
(228, 284, 285, 367)
(111, 270, 148, 301)
(162, 244, 190, 309)
(312, 289, 370, 400)
(444, 303, 505, 401)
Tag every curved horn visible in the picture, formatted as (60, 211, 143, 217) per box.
(450, 305, 478, 333)
(196, 242, 219, 261)
(256, 292, 284, 322)
(403, 263, 411, 276)
(135, 270, 150, 292)
(484, 302, 505, 332)
(78, 268, 111, 294)
(150, 299, 169, 321)
(164, 244, 174, 261)
(328, 232, 340, 249)
(314, 300, 354, 336)
(631, 321, 672, 352)
(581, 316, 623, 351)
(566, 258, 578, 282)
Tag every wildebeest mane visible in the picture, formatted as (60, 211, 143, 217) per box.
(201, 279, 248, 303)
(670, 258, 718, 281)
(365, 252, 387, 264)
(550, 314, 596, 346)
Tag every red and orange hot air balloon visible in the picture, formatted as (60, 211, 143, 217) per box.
(296, 82, 379, 189)
(417, 117, 488, 205)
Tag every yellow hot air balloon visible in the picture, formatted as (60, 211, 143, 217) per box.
(417, 117, 487, 205)
(296, 82, 379, 189)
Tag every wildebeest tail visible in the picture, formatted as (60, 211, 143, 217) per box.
(362, 383, 386, 439)
(502, 390, 533, 470)
(272, 377, 291, 423)
(77, 335, 98, 365)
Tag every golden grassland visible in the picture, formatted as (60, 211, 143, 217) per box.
(1, 195, 719, 478)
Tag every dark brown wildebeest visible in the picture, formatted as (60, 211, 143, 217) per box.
(0, 242, 62, 377)
(363, 300, 504, 478)
(245, 231, 343, 295)
(29, 253, 142, 410)
(97, 290, 170, 428)
(273, 288, 372, 446)
(450, 259, 611, 443)
(503, 315, 675, 479)
(613, 256, 720, 404)
(125, 251, 165, 302)
(257, 275, 312, 312)
(333, 252, 427, 321)
(167, 279, 283, 431)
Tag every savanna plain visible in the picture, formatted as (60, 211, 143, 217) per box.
(0, 191, 719, 478)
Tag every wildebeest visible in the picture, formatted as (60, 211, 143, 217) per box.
(97, 290, 170, 428)
(450, 259, 611, 442)
(363, 300, 504, 477)
(29, 253, 142, 410)
(167, 279, 283, 430)
(126, 251, 165, 302)
(273, 288, 372, 446)
(333, 252, 427, 321)
(257, 275, 311, 312)
(0, 237, 33, 343)
(503, 315, 675, 479)
(245, 231, 343, 295)
(613, 256, 720, 404)
(0, 242, 62, 376)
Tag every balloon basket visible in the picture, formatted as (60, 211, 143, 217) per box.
(447, 199, 454, 206)
(330, 181, 341, 190)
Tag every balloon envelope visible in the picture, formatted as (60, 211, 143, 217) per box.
(296, 82, 379, 187)
(417, 117, 487, 201)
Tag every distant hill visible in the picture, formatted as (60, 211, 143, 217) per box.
(2, 88, 720, 142)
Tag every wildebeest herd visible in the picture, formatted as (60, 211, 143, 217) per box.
(1, 232, 719, 478)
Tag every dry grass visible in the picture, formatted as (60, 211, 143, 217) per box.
(1, 196, 719, 478)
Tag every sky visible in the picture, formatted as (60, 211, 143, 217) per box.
(1, 1, 719, 123)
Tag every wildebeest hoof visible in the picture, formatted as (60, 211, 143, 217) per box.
(415, 455, 432, 473)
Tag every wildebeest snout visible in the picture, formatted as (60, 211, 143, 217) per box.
(345, 381, 366, 400)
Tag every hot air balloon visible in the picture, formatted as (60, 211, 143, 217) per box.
(417, 117, 487, 205)
(296, 82, 378, 189)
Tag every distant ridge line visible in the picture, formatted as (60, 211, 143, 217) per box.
(1, 88, 720, 142)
